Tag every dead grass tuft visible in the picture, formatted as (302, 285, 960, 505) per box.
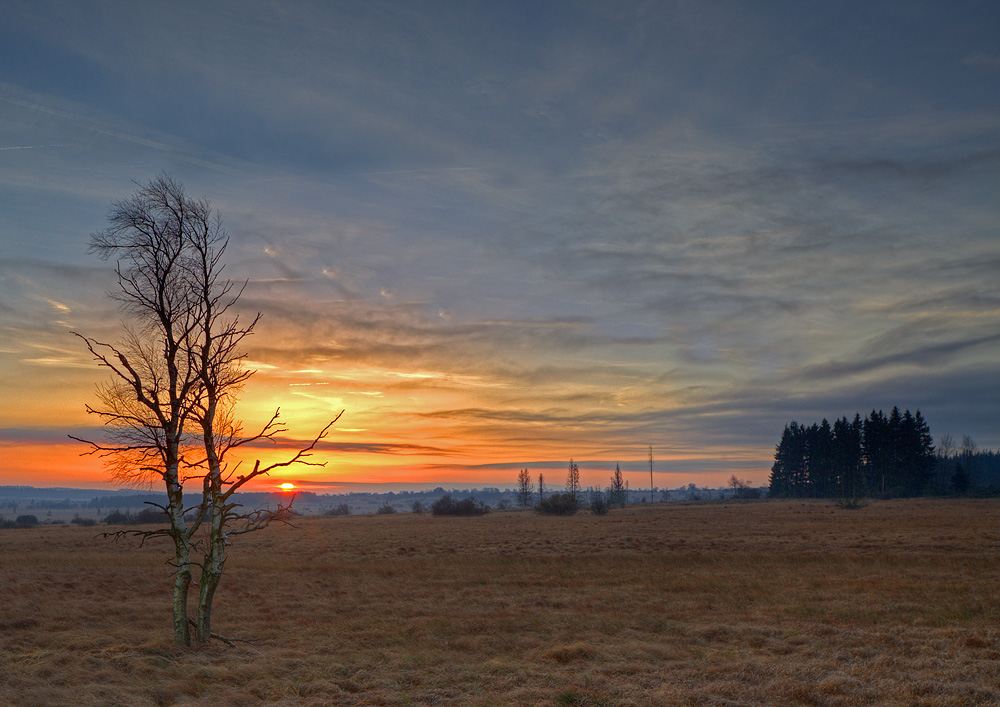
(543, 642, 600, 664)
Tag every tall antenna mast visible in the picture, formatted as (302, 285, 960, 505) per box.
(648, 445, 654, 503)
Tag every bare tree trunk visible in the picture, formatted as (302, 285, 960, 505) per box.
(167, 472, 192, 646)
(172, 547, 192, 646)
(196, 562, 223, 643)
(196, 460, 226, 644)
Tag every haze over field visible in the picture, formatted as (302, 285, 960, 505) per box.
(1, 1, 998, 491)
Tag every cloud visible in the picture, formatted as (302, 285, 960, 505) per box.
(0, 82, 249, 182)
(964, 52, 1000, 69)
(0, 428, 94, 445)
(238, 437, 454, 457)
(792, 333, 1000, 382)
(815, 148, 1000, 183)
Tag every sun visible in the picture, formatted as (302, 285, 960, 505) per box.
(278, 482, 297, 491)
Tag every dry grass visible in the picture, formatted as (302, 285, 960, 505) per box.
(1, 498, 997, 706)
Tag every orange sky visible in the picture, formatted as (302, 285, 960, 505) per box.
(1, 341, 772, 492)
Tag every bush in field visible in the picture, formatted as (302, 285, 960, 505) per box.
(324, 503, 351, 516)
(134, 508, 165, 524)
(411, 501, 426, 514)
(537, 493, 579, 516)
(71, 515, 97, 526)
(104, 510, 131, 524)
(15, 515, 39, 527)
(589, 489, 609, 516)
(376, 503, 397, 515)
(431, 495, 489, 516)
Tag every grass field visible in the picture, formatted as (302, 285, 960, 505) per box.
(1, 498, 998, 706)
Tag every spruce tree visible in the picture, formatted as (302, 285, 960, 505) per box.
(566, 459, 581, 500)
(516, 469, 533, 507)
(609, 463, 627, 507)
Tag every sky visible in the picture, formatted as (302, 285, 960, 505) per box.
(1, 0, 998, 492)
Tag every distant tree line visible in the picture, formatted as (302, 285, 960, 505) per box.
(768, 407, 989, 499)
(510, 461, 636, 515)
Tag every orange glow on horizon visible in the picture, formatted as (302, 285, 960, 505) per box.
(0, 437, 771, 492)
(0, 433, 772, 493)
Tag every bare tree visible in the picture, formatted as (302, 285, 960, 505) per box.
(728, 475, 761, 500)
(538, 472, 545, 505)
(565, 459, 580, 500)
(962, 435, 977, 460)
(74, 175, 337, 646)
(516, 468, 533, 507)
(937, 433, 956, 459)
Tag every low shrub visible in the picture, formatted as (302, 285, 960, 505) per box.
(537, 493, 579, 516)
(431, 495, 489, 516)
(15, 514, 39, 527)
(589, 490, 609, 515)
(324, 503, 351, 516)
(104, 510, 131, 524)
(103, 508, 165, 525)
(71, 515, 96, 526)
(375, 503, 397, 515)
(134, 507, 165, 524)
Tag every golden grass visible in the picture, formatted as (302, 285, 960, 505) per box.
(1, 498, 998, 706)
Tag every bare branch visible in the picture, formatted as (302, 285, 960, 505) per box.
(223, 412, 342, 500)
(98, 528, 171, 547)
(186, 619, 271, 648)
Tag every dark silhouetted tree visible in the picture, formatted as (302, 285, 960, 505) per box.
(648, 445, 655, 503)
(516, 468, 533, 507)
(566, 459, 580, 500)
(832, 414, 865, 500)
(951, 462, 970, 494)
(609, 463, 626, 507)
(771, 407, 936, 500)
(74, 175, 337, 646)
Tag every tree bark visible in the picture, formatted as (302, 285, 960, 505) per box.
(167, 467, 192, 646)
(196, 477, 226, 644)
(172, 551, 192, 646)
